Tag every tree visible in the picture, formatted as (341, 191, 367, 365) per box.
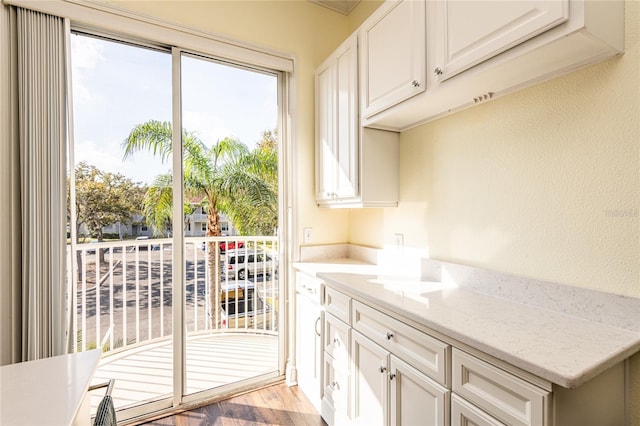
(219, 129, 278, 235)
(71, 162, 144, 263)
(122, 120, 268, 327)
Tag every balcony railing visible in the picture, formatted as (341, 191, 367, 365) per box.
(69, 236, 278, 354)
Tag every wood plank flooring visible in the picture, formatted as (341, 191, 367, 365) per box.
(144, 383, 326, 426)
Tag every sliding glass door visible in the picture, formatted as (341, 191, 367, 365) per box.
(179, 52, 280, 399)
(68, 34, 283, 420)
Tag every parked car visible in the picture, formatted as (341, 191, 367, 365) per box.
(219, 240, 244, 252)
(135, 236, 160, 251)
(201, 240, 245, 252)
(223, 249, 277, 280)
(219, 280, 272, 329)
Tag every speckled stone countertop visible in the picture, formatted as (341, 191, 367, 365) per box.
(294, 260, 640, 389)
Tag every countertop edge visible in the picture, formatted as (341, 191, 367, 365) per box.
(313, 269, 640, 390)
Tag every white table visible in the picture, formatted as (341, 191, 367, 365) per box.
(0, 349, 102, 425)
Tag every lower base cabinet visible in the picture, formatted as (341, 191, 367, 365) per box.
(390, 356, 450, 426)
(315, 285, 628, 426)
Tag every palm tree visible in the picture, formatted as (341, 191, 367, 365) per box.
(122, 120, 257, 327)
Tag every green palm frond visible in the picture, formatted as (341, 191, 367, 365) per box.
(143, 173, 173, 236)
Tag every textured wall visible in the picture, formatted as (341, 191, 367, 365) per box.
(349, 2, 639, 421)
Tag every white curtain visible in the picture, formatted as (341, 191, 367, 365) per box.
(0, 4, 68, 363)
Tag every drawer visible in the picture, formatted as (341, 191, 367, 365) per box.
(324, 312, 350, 364)
(296, 272, 323, 305)
(321, 352, 349, 426)
(451, 394, 506, 426)
(324, 287, 351, 324)
(352, 300, 450, 386)
(452, 349, 550, 426)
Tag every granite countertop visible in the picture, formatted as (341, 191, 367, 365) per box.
(294, 260, 640, 389)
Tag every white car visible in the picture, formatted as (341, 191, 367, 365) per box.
(223, 249, 277, 280)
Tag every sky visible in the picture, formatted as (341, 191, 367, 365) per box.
(70, 33, 278, 185)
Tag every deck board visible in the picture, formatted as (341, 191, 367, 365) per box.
(89, 333, 279, 412)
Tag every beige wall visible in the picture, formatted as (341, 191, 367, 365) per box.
(349, 2, 640, 421)
(100, 0, 639, 420)
(351, 1, 639, 298)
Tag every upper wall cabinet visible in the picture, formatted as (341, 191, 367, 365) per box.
(437, 0, 569, 81)
(316, 34, 359, 203)
(360, 0, 624, 131)
(360, 0, 426, 119)
(315, 33, 399, 208)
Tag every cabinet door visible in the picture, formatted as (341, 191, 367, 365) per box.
(334, 34, 358, 199)
(315, 34, 359, 203)
(315, 55, 336, 202)
(389, 356, 450, 426)
(360, 0, 426, 118)
(296, 283, 323, 409)
(435, 0, 568, 81)
(351, 331, 388, 426)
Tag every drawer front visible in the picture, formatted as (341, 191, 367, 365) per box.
(296, 272, 323, 305)
(324, 287, 351, 324)
(451, 394, 506, 426)
(321, 352, 350, 425)
(324, 312, 350, 364)
(452, 349, 550, 426)
(352, 300, 450, 386)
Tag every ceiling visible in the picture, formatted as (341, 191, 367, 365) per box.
(308, 0, 360, 15)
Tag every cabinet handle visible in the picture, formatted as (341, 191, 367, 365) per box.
(389, 373, 396, 380)
(433, 67, 443, 76)
(379, 366, 387, 373)
(333, 337, 340, 345)
(385, 332, 394, 340)
(411, 79, 420, 87)
(315, 317, 321, 336)
(331, 381, 338, 389)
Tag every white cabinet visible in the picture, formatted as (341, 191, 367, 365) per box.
(351, 330, 389, 426)
(359, 0, 623, 130)
(435, 0, 569, 81)
(316, 33, 359, 203)
(389, 356, 450, 426)
(321, 312, 351, 425)
(359, 0, 426, 119)
(295, 272, 323, 411)
(452, 349, 550, 426)
(315, 31, 399, 208)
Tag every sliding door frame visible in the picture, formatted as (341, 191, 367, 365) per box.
(12, 0, 298, 420)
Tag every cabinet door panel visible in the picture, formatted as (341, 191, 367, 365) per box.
(361, 0, 426, 118)
(335, 36, 358, 199)
(437, 0, 569, 80)
(390, 356, 450, 426)
(351, 331, 388, 426)
(315, 59, 336, 201)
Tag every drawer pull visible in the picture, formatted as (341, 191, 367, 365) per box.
(315, 317, 321, 337)
(386, 332, 394, 340)
(379, 366, 387, 373)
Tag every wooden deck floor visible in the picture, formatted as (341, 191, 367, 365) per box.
(143, 382, 326, 426)
(90, 333, 279, 413)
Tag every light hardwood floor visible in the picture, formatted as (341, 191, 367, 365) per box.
(143, 383, 326, 426)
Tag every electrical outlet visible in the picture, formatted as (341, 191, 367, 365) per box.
(303, 227, 313, 244)
(393, 233, 404, 251)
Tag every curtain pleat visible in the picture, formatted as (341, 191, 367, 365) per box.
(13, 7, 68, 361)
